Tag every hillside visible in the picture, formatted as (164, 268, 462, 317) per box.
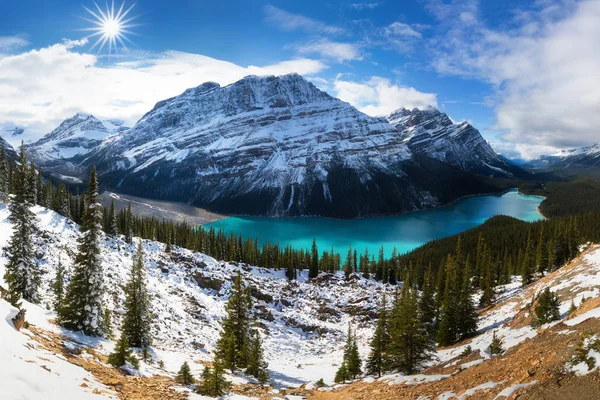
(2, 202, 600, 399)
(18, 73, 528, 218)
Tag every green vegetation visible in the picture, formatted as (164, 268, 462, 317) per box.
(175, 361, 195, 385)
(532, 288, 561, 327)
(108, 334, 138, 368)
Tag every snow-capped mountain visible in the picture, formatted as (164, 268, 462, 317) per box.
(525, 144, 600, 170)
(26, 113, 128, 181)
(386, 107, 524, 178)
(84, 74, 513, 217)
(0, 136, 16, 159)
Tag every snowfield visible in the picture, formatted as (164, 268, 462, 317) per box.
(3, 203, 600, 399)
(0, 204, 392, 390)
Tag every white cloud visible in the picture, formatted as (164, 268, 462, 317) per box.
(333, 75, 438, 116)
(384, 22, 423, 39)
(0, 35, 29, 54)
(427, 0, 600, 157)
(264, 5, 344, 35)
(0, 41, 326, 144)
(350, 3, 382, 10)
(295, 40, 362, 62)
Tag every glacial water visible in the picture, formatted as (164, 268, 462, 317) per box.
(203, 189, 544, 257)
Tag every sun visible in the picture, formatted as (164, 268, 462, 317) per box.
(81, 1, 139, 55)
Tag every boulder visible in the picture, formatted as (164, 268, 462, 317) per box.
(12, 309, 26, 331)
(193, 273, 224, 291)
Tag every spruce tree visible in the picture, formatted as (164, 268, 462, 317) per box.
(0, 146, 9, 202)
(245, 330, 269, 384)
(215, 271, 252, 371)
(521, 230, 535, 286)
(366, 293, 389, 377)
(345, 324, 362, 379)
(3, 143, 39, 306)
(334, 362, 348, 383)
(532, 287, 560, 326)
(125, 203, 134, 243)
(176, 361, 195, 385)
(107, 199, 118, 236)
(61, 167, 106, 336)
(387, 283, 433, 374)
(437, 255, 459, 346)
(343, 244, 353, 279)
(418, 268, 436, 335)
(479, 246, 495, 307)
(122, 240, 152, 348)
(195, 361, 231, 396)
(108, 334, 138, 368)
(490, 331, 504, 355)
(457, 255, 478, 340)
(309, 238, 319, 279)
(536, 226, 548, 273)
(53, 257, 65, 317)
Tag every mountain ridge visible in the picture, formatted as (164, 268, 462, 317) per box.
(19, 73, 527, 218)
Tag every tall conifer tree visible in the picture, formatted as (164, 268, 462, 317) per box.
(61, 167, 106, 336)
(3, 143, 39, 306)
(122, 240, 153, 348)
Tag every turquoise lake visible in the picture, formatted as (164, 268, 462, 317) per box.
(203, 189, 544, 257)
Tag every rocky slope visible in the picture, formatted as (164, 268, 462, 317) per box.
(25, 113, 128, 182)
(386, 107, 526, 179)
(17, 74, 526, 218)
(2, 203, 600, 399)
(83, 74, 517, 217)
(525, 144, 600, 171)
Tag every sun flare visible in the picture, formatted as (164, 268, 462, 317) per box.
(82, 1, 138, 55)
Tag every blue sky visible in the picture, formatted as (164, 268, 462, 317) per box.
(1, 0, 599, 159)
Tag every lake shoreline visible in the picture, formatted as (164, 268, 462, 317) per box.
(209, 187, 538, 224)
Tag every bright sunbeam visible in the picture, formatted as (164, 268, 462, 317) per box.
(81, 1, 139, 55)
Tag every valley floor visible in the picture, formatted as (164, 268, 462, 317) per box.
(2, 204, 600, 399)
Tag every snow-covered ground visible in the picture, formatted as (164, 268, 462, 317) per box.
(0, 204, 392, 390)
(0, 300, 117, 399)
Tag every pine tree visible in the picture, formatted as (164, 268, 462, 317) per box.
(309, 238, 319, 279)
(521, 230, 535, 286)
(419, 268, 436, 335)
(175, 361, 195, 385)
(3, 143, 39, 306)
(343, 244, 353, 279)
(61, 167, 106, 336)
(125, 203, 134, 243)
(387, 283, 434, 374)
(457, 255, 478, 340)
(490, 331, 504, 355)
(569, 299, 577, 315)
(215, 271, 252, 371)
(532, 287, 560, 326)
(536, 226, 548, 273)
(345, 324, 362, 379)
(479, 246, 495, 307)
(107, 200, 118, 235)
(0, 146, 9, 202)
(195, 361, 231, 396)
(108, 334, 138, 368)
(366, 293, 389, 377)
(334, 362, 348, 383)
(53, 257, 65, 317)
(245, 330, 269, 384)
(122, 240, 152, 348)
(437, 255, 459, 346)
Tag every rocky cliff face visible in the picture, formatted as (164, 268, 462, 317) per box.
(84, 74, 509, 217)
(19, 73, 524, 217)
(387, 107, 523, 178)
(25, 113, 127, 181)
(525, 144, 600, 170)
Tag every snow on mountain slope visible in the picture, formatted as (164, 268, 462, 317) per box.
(0, 299, 117, 399)
(386, 107, 523, 178)
(525, 144, 600, 170)
(78, 73, 517, 218)
(25, 113, 128, 178)
(0, 204, 391, 388)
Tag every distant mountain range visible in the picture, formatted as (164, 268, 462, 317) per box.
(524, 145, 600, 171)
(3, 73, 530, 218)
